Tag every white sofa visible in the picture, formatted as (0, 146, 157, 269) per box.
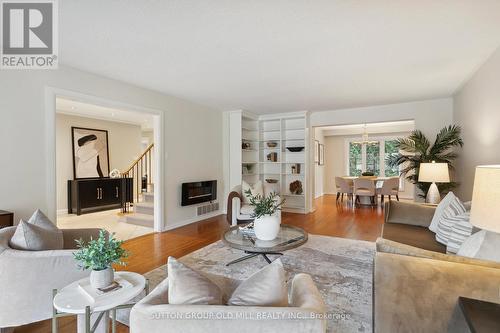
(227, 183, 280, 226)
(0, 226, 101, 330)
(130, 272, 326, 332)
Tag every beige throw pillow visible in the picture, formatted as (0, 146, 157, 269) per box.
(9, 220, 64, 251)
(167, 257, 223, 305)
(242, 180, 264, 204)
(228, 259, 288, 307)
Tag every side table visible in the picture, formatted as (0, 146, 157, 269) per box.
(0, 210, 14, 229)
(52, 271, 148, 333)
(448, 297, 500, 333)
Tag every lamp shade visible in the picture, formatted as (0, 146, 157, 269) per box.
(418, 162, 450, 183)
(470, 165, 500, 233)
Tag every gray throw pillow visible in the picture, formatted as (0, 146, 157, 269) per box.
(228, 259, 288, 307)
(435, 197, 467, 245)
(9, 220, 64, 251)
(28, 209, 59, 231)
(167, 257, 223, 305)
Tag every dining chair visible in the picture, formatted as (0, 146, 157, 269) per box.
(377, 177, 400, 202)
(354, 178, 376, 205)
(335, 177, 353, 202)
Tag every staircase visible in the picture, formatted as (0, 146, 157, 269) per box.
(121, 144, 155, 228)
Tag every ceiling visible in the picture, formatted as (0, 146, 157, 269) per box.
(60, 1, 500, 114)
(56, 98, 155, 130)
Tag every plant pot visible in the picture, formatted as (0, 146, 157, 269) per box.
(253, 214, 281, 241)
(90, 267, 114, 289)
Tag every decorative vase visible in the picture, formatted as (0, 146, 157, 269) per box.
(254, 214, 281, 240)
(90, 267, 114, 289)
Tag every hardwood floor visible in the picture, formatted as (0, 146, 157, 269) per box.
(16, 194, 384, 333)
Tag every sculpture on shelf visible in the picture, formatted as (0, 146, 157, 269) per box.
(109, 169, 121, 178)
(289, 180, 303, 195)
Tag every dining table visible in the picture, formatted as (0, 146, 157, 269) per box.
(342, 176, 391, 205)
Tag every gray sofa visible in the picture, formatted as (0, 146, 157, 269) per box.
(130, 272, 327, 332)
(0, 226, 101, 329)
(374, 201, 500, 332)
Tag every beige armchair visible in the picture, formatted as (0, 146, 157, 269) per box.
(376, 177, 400, 202)
(335, 177, 353, 202)
(354, 178, 376, 205)
(0, 226, 101, 329)
(130, 272, 326, 332)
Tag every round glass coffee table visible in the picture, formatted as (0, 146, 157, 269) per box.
(222, 224, 308, 266)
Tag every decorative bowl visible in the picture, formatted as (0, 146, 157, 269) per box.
(286, 147, 305, 152)
(267, 141, 278, 148)
(266, 179, 279, 184)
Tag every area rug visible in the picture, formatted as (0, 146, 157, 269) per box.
(144, 234, 375, 333)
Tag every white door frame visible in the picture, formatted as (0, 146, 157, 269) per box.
(44, 86, 166, 232)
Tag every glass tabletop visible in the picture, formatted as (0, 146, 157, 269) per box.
(223, 224, 308, 253)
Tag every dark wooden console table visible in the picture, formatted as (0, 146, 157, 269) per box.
(68, 178, 133, 215)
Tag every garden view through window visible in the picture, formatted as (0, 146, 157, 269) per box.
(348, 138, 400, 177)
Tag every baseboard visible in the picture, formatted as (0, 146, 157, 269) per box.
(57, 209, 68, 216)
(164, 210, 224, 231)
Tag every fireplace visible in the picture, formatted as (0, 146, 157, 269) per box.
(181, 180, 217, 206)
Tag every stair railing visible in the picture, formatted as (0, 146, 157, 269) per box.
(122, 143, 154, 203)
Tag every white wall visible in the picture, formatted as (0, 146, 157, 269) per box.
(0, 66, 223, 229)
(314, 128, 325, 198)
(454, 47, 500, 200)
(56, 114, 142, 211)
(311, 98, 453, 141)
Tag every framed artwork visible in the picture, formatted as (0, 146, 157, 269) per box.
(314, 140, 319, 164)
(319, 143, 325, 166)
(71, 127, 110, 179)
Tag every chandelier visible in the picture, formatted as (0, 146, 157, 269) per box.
(353, 124, 378, 144)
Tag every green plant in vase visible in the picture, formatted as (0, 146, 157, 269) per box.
(73, 229, 128, 289)
(245, 190, 285, 240)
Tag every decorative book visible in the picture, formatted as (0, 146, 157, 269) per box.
(78, 277, 132, 302)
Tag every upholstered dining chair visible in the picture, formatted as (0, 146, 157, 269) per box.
(377, 177, 400, 202)
(335, 177, 353, 202)
(354, 178, 377, 205)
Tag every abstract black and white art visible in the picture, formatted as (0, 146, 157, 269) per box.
(71, 127, 110, 179)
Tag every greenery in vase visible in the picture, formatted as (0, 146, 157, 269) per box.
(386, 125, 463, 198)
(73, 229, 128, 271)
(244, 189, 285, 219)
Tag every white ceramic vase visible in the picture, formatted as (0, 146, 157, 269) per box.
(253, 214, 281, 241)
(90, 267, 114, 289)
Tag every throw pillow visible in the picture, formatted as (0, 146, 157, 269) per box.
(445, 212, 473, 254)
(228, 259, 288, 307)
(435, 197, 467, 245)
(242, 180, 264, 204)
(9, 220, 64, 251)
(429, 192, 456, 233)
(167, 257, 223, 305)
(28, 209, 59, 231)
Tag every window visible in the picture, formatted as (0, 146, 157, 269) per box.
(346, 137, 402, 181)
(348, 142, 362, 176)
(384, 140, 399, 177)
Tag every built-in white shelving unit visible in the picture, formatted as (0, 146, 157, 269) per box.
(233, 111, 308, 213)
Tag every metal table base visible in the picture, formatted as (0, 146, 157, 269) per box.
(226, 251, 283, 266)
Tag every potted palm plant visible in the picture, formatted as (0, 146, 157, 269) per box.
(73, 230, 128, 289)
(386, 125, 463, 198)
(245, 190, 285, 240)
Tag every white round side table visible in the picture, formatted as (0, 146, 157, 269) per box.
(52, 271, 148, 333)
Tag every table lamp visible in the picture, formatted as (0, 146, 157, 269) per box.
(418, 161, 450, 204)
(458, 165, 500, 262)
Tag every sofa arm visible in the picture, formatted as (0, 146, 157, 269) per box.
(62, 228, 103, 249)
(374, 252, 500, 333)
(0, 248, 88, 327)
(384, 200, 436, 228)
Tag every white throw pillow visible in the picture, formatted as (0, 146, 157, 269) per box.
(228, 259, 288, 307)
(242, 180, 264, 204)
(167, 257, 223, 305)
(429, 192, 456, 233)
(435, 197, 466, 246)
(445, 212, 473, 254)
(9, 220, 64, 251)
